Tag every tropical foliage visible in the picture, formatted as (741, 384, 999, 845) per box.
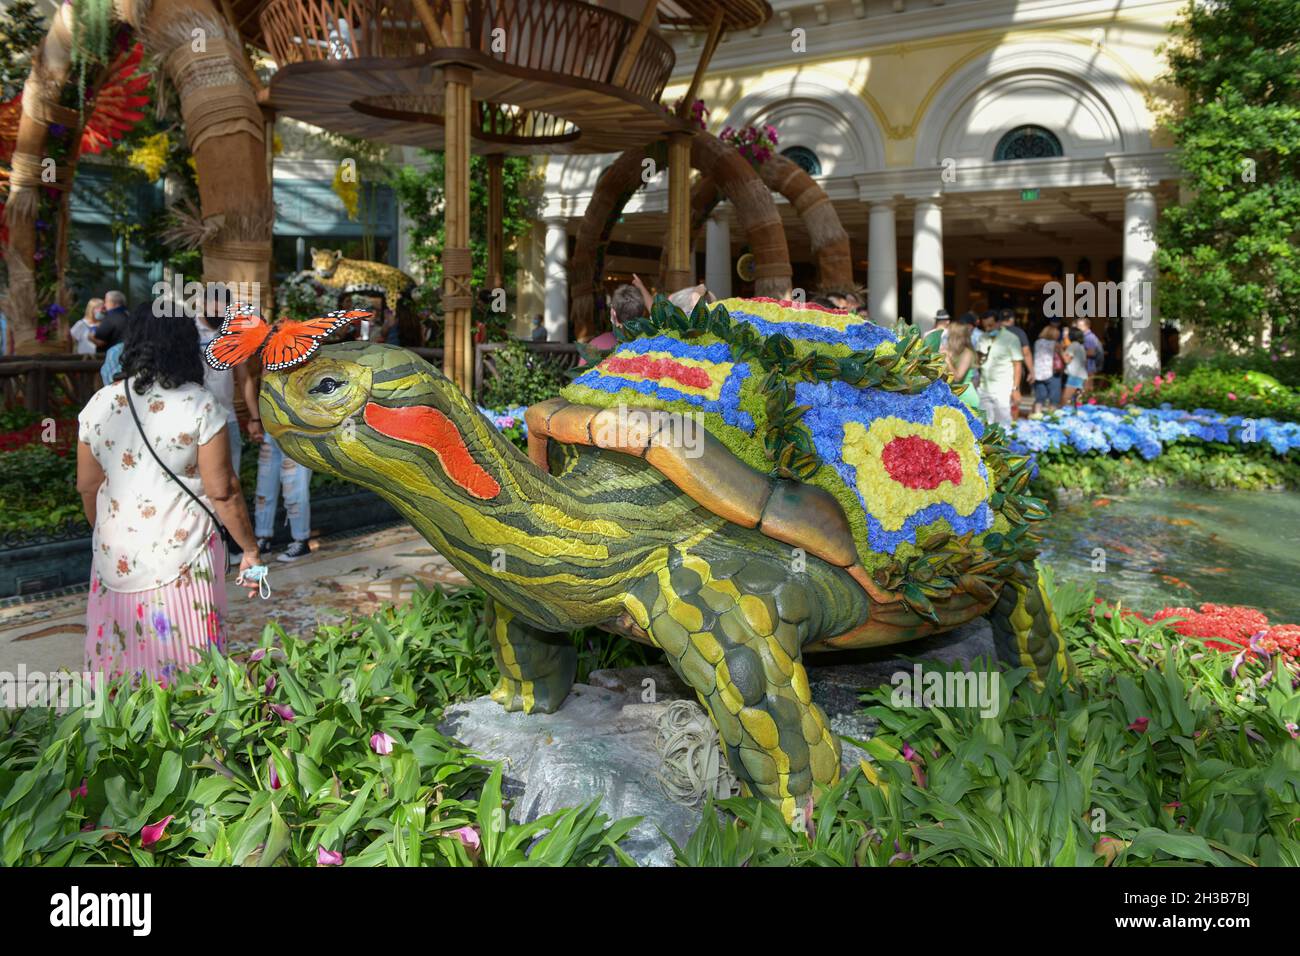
(1157, 0, 1300, 343)
(6, 573, 1296, 867)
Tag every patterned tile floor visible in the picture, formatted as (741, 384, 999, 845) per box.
(0, 523, 468, 677)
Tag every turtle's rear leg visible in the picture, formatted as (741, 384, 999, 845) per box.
(626, 555, 840, 823)
(988, 562, 1073, 685)
(485, 601, 577, 715)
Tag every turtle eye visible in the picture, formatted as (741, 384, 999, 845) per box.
(309, 376, 346, 395)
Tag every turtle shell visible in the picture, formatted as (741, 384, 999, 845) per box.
(527, 296, 1043, 618)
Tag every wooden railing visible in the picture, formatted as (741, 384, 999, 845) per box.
(257, 0, 676, 101)
(0, 343, 582, 417)
(0, 357, 104, 417)
(472, 341, 581, 398)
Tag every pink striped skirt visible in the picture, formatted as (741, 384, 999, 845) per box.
(85, 532, 228, 689)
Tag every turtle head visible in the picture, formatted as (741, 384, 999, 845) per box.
(258, 342, 496, 497)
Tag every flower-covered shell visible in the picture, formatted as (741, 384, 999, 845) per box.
(544, 298, 1006, 582)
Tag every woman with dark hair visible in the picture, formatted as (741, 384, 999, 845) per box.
(75, 304, 263, 687)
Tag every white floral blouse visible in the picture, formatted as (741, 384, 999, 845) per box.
(78, 378, 228, 592)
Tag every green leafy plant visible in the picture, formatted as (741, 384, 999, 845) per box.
(0, 586, 645, 866)
(671, 571, 1300, 867)
(1157, 0, 1300, 343)
(478, 339, 570, 409)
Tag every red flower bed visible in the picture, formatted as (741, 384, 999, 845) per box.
(1094, 598, 1299, 662)
(0, 419, 77, 455)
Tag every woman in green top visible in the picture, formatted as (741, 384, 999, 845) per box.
(942, 322, 982, 415)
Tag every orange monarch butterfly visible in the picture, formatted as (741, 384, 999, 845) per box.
(202, 303, 373, 372)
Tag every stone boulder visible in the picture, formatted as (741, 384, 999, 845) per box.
(439, 618, 993, 866)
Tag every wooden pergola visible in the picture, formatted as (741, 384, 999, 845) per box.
(226, 0, 770, 393)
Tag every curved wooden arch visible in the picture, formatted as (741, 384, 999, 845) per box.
(569, 131, 793, 340)
(658, 156, 853, 294)
(3, 0, 273, 354)
(756, 153, 854, 291)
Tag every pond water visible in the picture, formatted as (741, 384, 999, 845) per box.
(1035, 487, 1300, 622)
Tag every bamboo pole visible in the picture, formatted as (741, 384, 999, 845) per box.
(410, 0, 449, 47)
(665, 131, 693, 291)
(487, 153, 504, 292)
(679, 7, 725, 113)
(442, 60, 474, 395)
(611, 0, 659, 87)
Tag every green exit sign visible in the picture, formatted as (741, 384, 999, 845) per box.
(1021, 188, 1040, 201)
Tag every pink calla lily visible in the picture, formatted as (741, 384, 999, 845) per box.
(269, 703, 295, 722)
(370, 732, 394, 755)
(450, 826, 481, 852)
(317, 845, 343, 866)
(1126, 717, 1150, 734)
(140, 815, 174, 848)
(269, 760, 281, 790)
(70, 778, 88, 800)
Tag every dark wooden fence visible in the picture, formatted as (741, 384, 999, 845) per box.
(0, 356, 104, 416)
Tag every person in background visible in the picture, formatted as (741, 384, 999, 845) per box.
(998, 308, 1033, 419)
(1060, 326, 1089, 407)
(253, 378, 314, 563)
(91, 290, 130, 351)
(530, 314, 547, 342)
(668, 282, 713, 314)
(941, 321, 981, 415)
(70, 298, 104, 355)
(1032, 323, 1063, 414)
(379, 307, 401, 345)
(974, 310, 1022, 426)
(0, 300, 12, 357)
(196, 301, 261, 476)
(922, 309, 950, 352)
(588, 282, 647, 351)
(76, 306, 262, 688)
(958, 312, 982, 385)
(1074, 317, 1104, 391)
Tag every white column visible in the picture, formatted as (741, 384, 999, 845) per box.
(543, 216, 569, 343)
(1122, 189, 1159, 381)
(705, 203, 733, 299)
(867, 201, 897, 325)
(953, 257, 969, 316)
(911, 198, 944, 334)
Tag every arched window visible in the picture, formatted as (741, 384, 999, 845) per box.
(781, 145, 822, 176)
(993, 126, 1064, 161)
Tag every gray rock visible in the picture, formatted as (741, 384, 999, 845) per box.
(440, 617, 995, 866)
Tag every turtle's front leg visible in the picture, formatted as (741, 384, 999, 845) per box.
(485, 601, 577, 714)
(626, 555, 840, 823)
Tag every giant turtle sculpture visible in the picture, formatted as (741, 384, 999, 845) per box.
(255, 296, 1069, 820)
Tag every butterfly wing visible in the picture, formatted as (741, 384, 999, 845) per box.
(204, 312, 269, 370)
(261, 309, 372, 371)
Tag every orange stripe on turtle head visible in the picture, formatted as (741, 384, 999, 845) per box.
(363, 403, 501, 500)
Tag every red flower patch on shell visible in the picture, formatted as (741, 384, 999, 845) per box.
(881, 435, 962, 490)
(603, 356, 712, 390)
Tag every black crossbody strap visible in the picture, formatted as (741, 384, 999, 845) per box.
(123, 379, 241, 556)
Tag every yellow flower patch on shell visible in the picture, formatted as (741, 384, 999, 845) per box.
(842, 406, 987, 533)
